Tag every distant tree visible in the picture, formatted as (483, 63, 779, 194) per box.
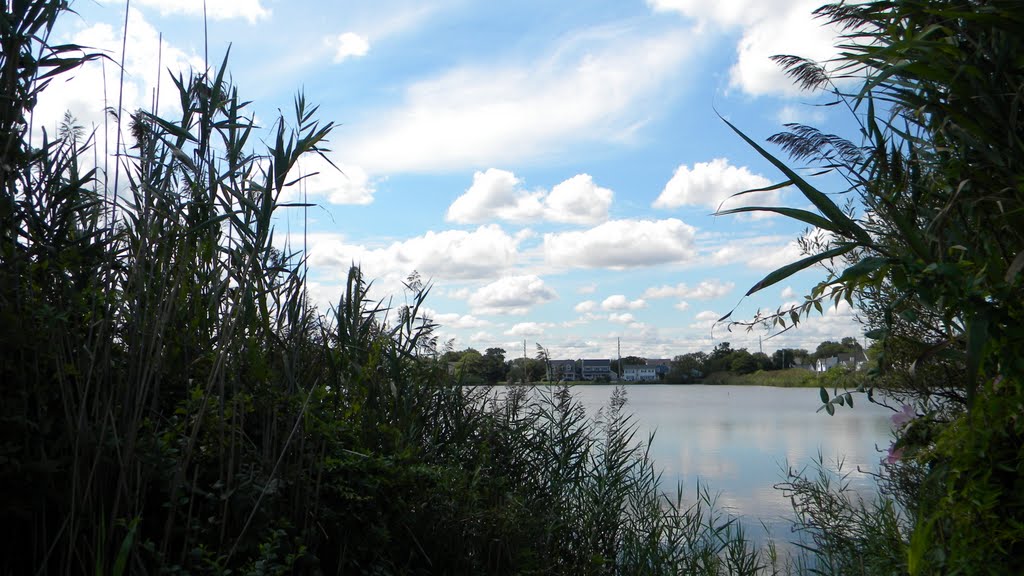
(481, 347, 507, 384)
(711, 342, 733, 360)
(456, 349, 484, 383)
(669, 352, 706, 382)
(812, 340, 846, 360)
(611, 355, 645, 376)
(706, 343, 740, 374)
(771, 348, 809, 369)
(506, 357, 544, 384)
(751, 352, 772, 372)
(730, 349, 757, 374)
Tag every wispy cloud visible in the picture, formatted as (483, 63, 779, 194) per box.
(341, 26, 696, 173)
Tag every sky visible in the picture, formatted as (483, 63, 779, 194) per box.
(40, 0, 869, 361)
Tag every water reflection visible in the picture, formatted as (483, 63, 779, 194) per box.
(569, 384, 894, 541)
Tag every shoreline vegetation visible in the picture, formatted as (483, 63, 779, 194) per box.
(3, 1, 1021, 574)
(501, 368, 824, 388)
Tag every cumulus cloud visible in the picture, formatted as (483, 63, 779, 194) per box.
(575, 300, 597, 313)
(780, 286, 797, 299)
(35, 8, 204, 157)
(281, 154, 375, 205)
(643, 279, 735, 300)
(328, 32, 370, 63)
(105, 0, 270, 22)
(652, 158, 780, 214)
(707, 235, 806, 270)
(505, 322, 556, 337)
(608, 313, 637, 324)
(445, 169, 612, 225)
(674, 301, 691, 312)
(689, 310, 723, 330)
(601, 295, 647, 311)
(647, 0, 845, 96)
(341, 27, 695, 173)
(305, 225, 523, 285)
(420, 308, 491, 330)
(544, 218, 697, 269)
(466, 275, 558, 315)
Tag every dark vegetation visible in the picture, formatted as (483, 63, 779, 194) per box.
(0, 2, 780, 574)
(723, 0, 1024, 572)
(3, 0, 1022, 574)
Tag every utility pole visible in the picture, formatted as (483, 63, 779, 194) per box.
(523, 339, 527, 384)
(617, 337, 622, 381)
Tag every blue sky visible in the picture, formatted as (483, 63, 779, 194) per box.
(42, 0, 866, 360)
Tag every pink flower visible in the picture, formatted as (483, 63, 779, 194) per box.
(885, 443, 904, 465)
(891, 404, 916, 428)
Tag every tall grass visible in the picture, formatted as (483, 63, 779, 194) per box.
(1, 2, 913, 574)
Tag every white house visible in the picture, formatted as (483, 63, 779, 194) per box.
(814, 351, 868, 372)
(622, 364, 658, 382)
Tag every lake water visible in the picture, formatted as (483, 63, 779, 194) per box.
(569, 384, 895, 542)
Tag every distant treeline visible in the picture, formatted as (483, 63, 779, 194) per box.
(441, 337, 868, 385)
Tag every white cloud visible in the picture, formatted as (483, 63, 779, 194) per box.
(505, 322, 556, 337)
(690, 310, 723, 330)
(421, 308, 490, 330)
(575, 300, 597, 313)
(648, 0, 845, 96)
(467, 275, 558, 315)
(708, 235, 806, 270)
(446, 169, 542, 222)
(282, 154, 375, 205)
(608, 313, 636, 324)
(544, 218, 697, 269)
(328, 32, 370, 63)
(35, 9, 204, 156)
(781, 286, 797, 299)
(578, 283, 598, 294)
(108, 0, 270, 22)
(544, 174, 614, 225)
(445, 169, 612, 225)
(601, 295, 647, 311)
(777, 104, 826, 125)
(342, 28, 695, 173)
(643, 279, 735, 300)
(305, 225, 523, 285)
(652, 158, 780, 214)
(674, 301, 691, 312)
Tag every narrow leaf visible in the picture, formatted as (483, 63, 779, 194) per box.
(746, 244, 856, 296)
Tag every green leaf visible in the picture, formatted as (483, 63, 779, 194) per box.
(837, 257, 889, 283)
(964, 308, 989, 408)
(819, 387, 829, 404)
(746, 244, 856, 296)
(825, 403, 835, 416)
(864, 328, 887, 340)
(714, 205, 841, 233)
(719, 115, 872, 246)
(845, 393, 854, 408)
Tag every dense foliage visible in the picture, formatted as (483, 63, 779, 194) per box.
(728, 0, 1024, 572)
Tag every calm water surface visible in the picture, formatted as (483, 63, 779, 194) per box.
(569, 384, 895, 541)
